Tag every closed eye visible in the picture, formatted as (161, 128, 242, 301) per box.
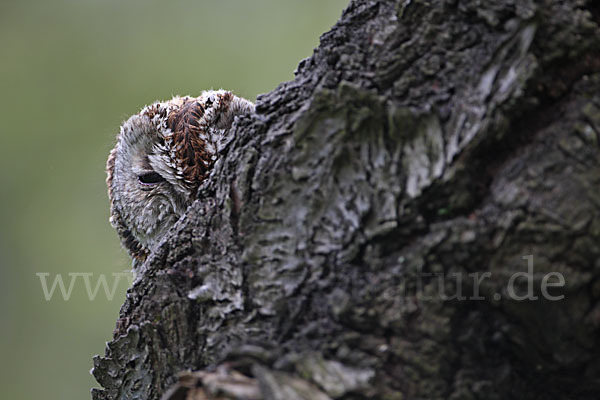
(138, 171, 165, 185)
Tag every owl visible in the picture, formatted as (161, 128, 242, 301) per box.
(106, 90, 254, 261)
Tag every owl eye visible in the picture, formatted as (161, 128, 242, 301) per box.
(138, 171, 165, 185)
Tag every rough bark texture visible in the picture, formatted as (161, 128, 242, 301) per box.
(92, 1, 600, 399)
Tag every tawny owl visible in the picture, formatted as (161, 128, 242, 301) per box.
(106, 90, 254, 262)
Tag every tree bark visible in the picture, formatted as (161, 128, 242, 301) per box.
(92, 0, 600, 399)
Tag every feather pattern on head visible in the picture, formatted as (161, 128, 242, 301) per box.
(106, 90, 254, 262)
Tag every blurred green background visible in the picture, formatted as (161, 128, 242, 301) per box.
(0, 0, 347, 398)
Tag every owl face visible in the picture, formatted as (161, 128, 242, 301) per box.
(106, 91, 254, 261)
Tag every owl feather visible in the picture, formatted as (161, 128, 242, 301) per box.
(106, 90, 254, 261)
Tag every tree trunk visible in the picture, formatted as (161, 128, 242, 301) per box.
(91, 1, 600, 399)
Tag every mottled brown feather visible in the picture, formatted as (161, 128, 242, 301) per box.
(105, 146, 117, 195)
(167, 99, 211, 188)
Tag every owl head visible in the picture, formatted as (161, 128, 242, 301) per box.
(106, 90, 254, 261)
